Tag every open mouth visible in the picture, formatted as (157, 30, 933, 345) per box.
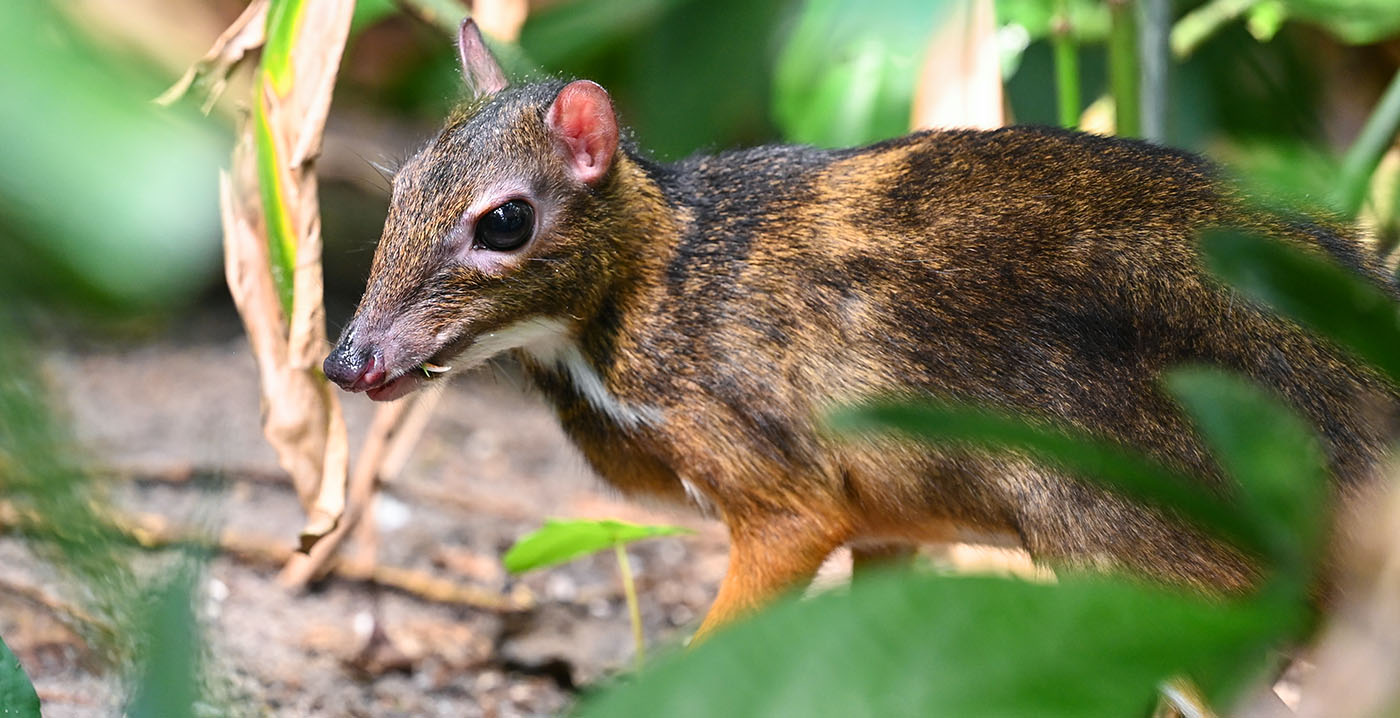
(365, 359, 453, 402)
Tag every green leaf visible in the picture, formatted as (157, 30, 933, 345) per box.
(519, 0, 687, 69)
(1165, 368, 1328, 586)
(126, 567, 202, 718)
(351, 0, 397, 34)
(576, 571, 1295, 718)
(0, 635, 41, 718)
(253, 99, 297, 318)
(772, 0, 947, 147)
(504, 519, 692, 574)
(1334, 68, 1400, 219)
(263, 0, 308, 94)
(1200, 230, 1400, 387)
(1246, 0, 1288, 40)
(1281, 0, 1400, 45)
(996, 0, 1111, 42)
(0, 1, 223, 313)
(827, 402, 1272, 559)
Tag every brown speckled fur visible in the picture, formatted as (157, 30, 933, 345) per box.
(331, 74, 1400, 637)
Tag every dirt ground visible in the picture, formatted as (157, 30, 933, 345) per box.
(1, 307, 737, 717)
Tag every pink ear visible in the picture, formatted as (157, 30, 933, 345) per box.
(458, 19, 507, 97)
(546, 80, 619, 185)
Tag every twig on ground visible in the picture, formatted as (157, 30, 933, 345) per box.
(125, 508, 533, 613)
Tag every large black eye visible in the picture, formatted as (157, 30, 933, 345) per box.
(474, 200, 534, 252)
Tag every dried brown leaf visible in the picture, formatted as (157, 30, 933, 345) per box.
(156, 0, 269, 111)
(1282, 480, 1400, 718)
(281, 394, 417, 585)
(216, 0, 354, 544)
(220, 158, 330, 506)
(909, 0, 1004, 131)
(472, 0, 528, 43)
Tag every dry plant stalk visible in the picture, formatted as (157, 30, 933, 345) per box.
(154, 0, 268, 113)
(173, 0, 432, 565)
(910, 0, 1004, 131)
(219, 0, 354, 553)
(1277, 477, 1400, 717)
(281, 394, 411, 586)
(470, 0, 528, 42)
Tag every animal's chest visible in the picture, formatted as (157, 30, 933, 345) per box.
(523, 358, 699, 508)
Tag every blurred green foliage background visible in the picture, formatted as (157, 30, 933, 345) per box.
(4, 0, 1398, 322)
(2, 0, 1400, 715)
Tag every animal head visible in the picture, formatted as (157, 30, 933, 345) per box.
(324, 20, 625, 401)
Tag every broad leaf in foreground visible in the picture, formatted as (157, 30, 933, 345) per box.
(1200, 230, 1400, 387)
(0, 635, 40, 718)
(576, 572, 1294, 718)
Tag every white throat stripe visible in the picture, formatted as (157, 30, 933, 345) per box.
(462, 317, 662, 429)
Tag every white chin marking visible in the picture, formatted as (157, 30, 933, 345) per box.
(462, 317, 663, 430)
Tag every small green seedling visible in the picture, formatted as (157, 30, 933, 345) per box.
(504, 518, 692, 665)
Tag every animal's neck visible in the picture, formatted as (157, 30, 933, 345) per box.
(518, 151, 681, 431)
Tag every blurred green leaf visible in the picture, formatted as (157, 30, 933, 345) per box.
(1282, 0, 1400, 44)
(0, 2, 224, 313)
(0, 635, 41, 718)
(623, 0, 788, 159)
(504, 519, 691, 573)
(1218, 140, 1341, 217)
(263, 0, 308, 93)
(520, 0, 687, 69)
(1174, 0, 1400, 54)
(1246, 0, 1288, 40)
(253, 101, 298, 317)
(576, 571, 1293, 718)
(828, 402, 1272, 558)
(996, 0, 1110, 41)
(126, 567, 202, 718)
(1200, 230, 1400, 386)
(1335, 69, 1400, 218)
(772, 0, 946, 147)
(1165, 368, 1328, 584)
(521, 0, 783, 159)
(351, 0, 398, 33)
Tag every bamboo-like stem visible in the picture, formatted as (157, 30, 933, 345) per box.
(614, 542, 645, 668)
(1138, 0, 1169, 142)
(1335, 68, 1400, 219)
(1051, 0, 1080, 129)
(1107, 0, 1141, 137)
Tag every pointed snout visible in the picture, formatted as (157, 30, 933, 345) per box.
(323, 341, 387, 392)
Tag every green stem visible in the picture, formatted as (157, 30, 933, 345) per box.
(1108, 0, 1141, 137)
(614, 543, 645, 668)
(1051, 0, 1081, 129)
(1139, 0, 1169, 141)
(1335, 68, 1400, 219)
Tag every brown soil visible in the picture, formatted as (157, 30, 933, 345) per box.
(2, 309, 731, 717)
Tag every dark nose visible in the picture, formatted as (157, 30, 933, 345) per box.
(323, 342, 386, 391)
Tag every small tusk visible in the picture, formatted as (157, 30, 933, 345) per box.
(420, 361, 452, 378)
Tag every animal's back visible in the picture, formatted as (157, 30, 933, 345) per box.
(607, 126, 1399, 590)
